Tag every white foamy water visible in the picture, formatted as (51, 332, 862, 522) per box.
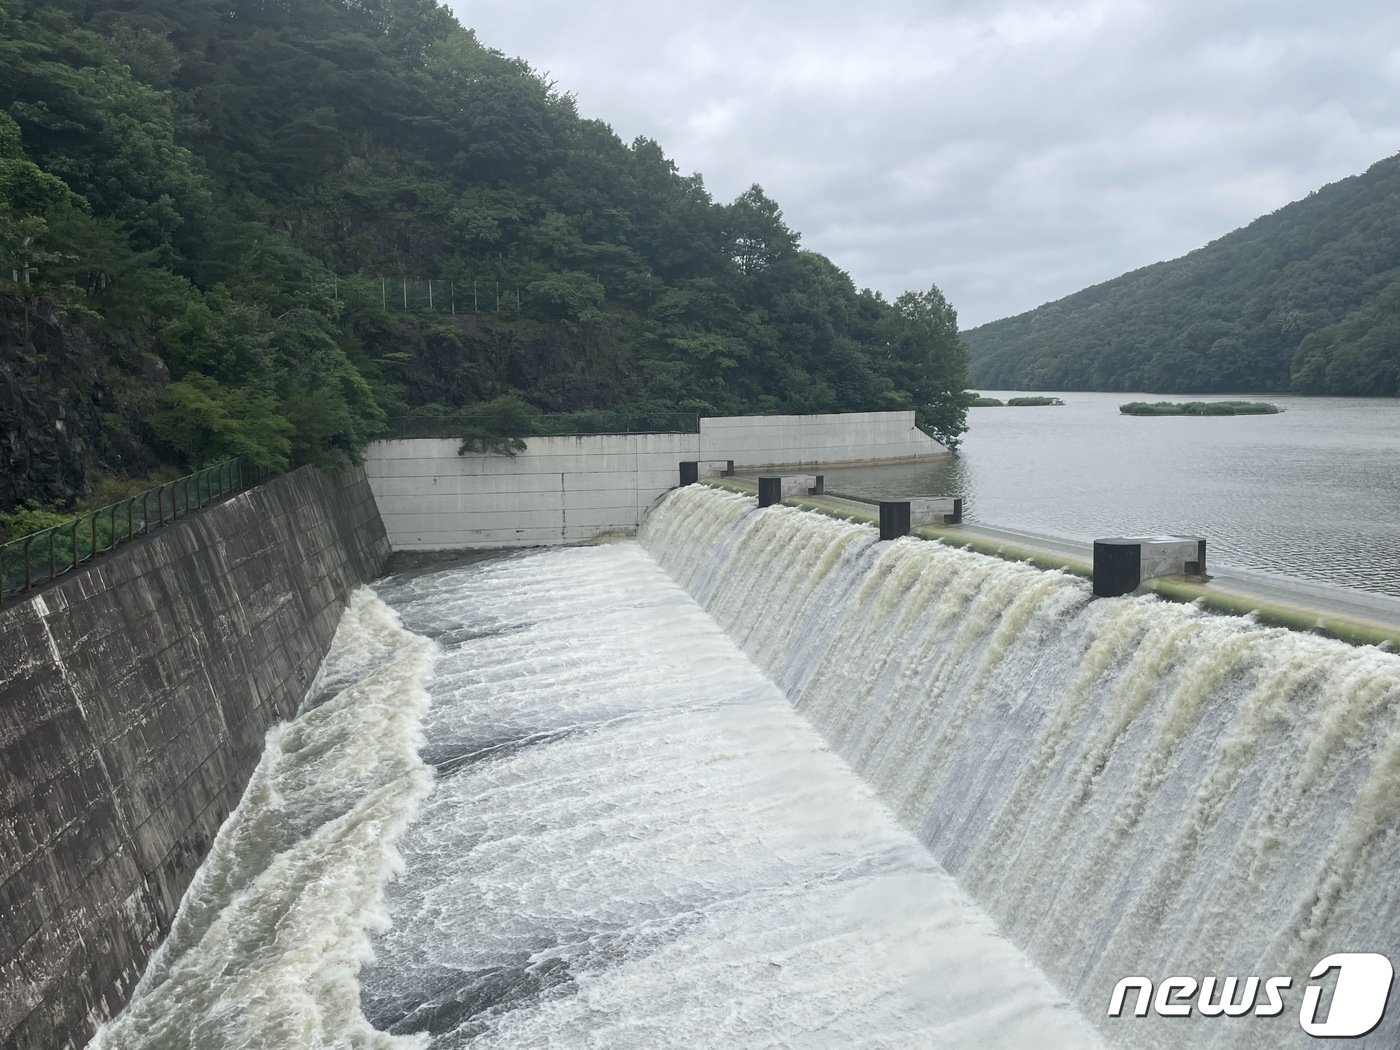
(357, 545, 1104, 1048)
(94, 485, 1400, 1049)
(642, 485, 1400, 1049)
(89, 591, 437, 1050)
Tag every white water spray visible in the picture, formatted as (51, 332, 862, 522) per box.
(90, 591, 437, 1050)
(93, 486, 1397, 1048)
(641, 485, 1400, 1048)
(356, 544, 1106, 1048)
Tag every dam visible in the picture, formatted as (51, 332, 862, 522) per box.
(93, 486, 1400, 1048)
(3, 412, 1397, 1048)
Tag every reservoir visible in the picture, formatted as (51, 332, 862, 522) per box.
(91, 485, 1400, 1049)
(820, 391, 1400, 597)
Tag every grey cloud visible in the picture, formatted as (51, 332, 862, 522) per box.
(450, 0, 1400, 326)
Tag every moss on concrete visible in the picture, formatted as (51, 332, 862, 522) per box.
(695, 479, 1397, 649)
(911, 525, 1093, 578)
(1142, 576, 1400, 649)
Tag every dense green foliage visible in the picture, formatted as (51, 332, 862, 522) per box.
(1005, 396, 1063, 407)
(964, 155, 1400, 396)
(1119, 401, 1280, 416)
(0, 503, 70, 541)
(0, 0, 967, 512)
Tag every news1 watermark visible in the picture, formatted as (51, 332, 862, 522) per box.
(1108, 953, 1395, 1038)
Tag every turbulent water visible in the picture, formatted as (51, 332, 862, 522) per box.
(94, 485, 1400, 1048)
(355, 546, 1100, 1048)
(89, 592, 437, 1050)
(642, 485, 1400, 1048)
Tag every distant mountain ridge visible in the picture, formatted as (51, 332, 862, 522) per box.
(963, 154, 1400, 395)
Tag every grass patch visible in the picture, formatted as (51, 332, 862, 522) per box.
(1120, 400, 1280, 416)
(1006, 396, 1064, 406)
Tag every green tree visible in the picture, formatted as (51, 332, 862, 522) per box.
(457, 393, 541, 456)
(883, 286, 969, 449)
(0, 0, 978, 511)
(148, 375, 294, 469)
(726, 184, 799, 277)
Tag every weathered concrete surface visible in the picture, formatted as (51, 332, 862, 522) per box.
(366, 410, 947, 550)
(0, 465, 388, 1050)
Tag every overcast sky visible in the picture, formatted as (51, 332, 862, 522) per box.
(446, 0, 1400, 328)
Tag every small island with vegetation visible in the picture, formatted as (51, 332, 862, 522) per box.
(1120, 401, 1281, 416)
(966, 394, 1064, 407)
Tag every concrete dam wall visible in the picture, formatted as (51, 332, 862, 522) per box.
(366, 409, 945, 550)
(0, 465, 389, 1050)
(84, 481, 1398, 1046)
(15, 446, 1395, 1046)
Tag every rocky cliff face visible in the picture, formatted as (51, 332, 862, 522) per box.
(0, 298, 161, 515)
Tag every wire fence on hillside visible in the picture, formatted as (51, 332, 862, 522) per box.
(335, 275, 530, 316)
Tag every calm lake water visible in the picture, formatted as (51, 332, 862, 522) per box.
(821, 391, 1400, 597)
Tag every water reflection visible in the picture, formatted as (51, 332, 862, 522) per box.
(820, 392, 1400, 596)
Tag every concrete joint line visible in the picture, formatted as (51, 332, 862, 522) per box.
(33, 594, 148, 911)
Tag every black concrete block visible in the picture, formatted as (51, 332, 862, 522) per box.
(879, 501, 911, 541)
(1093, 540, 1142, 597)
(758, 477, 783, 507)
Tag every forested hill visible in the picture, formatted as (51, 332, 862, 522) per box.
(963, 154, 1400, 395)
(0, 0, 966, 514)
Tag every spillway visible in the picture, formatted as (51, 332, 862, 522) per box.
(641, 485, 1400, 1048)
(355, 542, 1101, 1047)
(91, 484, 1399, 1048)
(88, 591, 436, 1049)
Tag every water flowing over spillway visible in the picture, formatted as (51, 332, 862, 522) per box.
(93, 485, 1398, 1048)
(89, 592, 437, 1049)
(641, 485, 1400, 1048)
(356, 546, 1101, 1047)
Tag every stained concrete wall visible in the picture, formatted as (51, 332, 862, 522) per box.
(367, 410, 944, 550)
(699, 410, 939, 467)
(368, 432, 696, 549)
(0, 465, 389, 1050)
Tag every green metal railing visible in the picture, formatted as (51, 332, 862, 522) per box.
(0, 459, 272, 604)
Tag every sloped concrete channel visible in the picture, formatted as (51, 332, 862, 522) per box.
(0, 467, 388, 1049)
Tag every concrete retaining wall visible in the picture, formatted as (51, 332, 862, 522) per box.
(699, 410, 939, 467)
(0, 465, 389, 1050)
(367, 410, 943, 550)
(369, 432, 695, 549)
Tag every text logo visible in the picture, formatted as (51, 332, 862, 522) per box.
(1108, 953, 1394, 1038)
(1299, 954, 1394, 1038)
